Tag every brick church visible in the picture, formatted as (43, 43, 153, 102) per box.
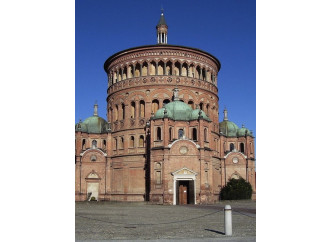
(75, 11, 256, 204)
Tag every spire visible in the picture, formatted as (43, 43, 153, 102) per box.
(223, 108, 228, 121)
(156, 9, 168, 44)
(93, 102, 98, 116)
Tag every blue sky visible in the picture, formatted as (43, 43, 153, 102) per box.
(76, 0, 256, 136)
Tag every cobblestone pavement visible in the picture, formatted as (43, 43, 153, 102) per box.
(75, 200, 256, 241)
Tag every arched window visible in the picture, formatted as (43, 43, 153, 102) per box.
(120, 137, 124, 149)
(115, 105, 119, 121)
(139, 135, 144, 147)
(118, 68, 122, 81)
(140, 100, 145, 117)
(189, 64, 194, 77)
(230, 143, 235, 151)
(166, 61, 172, 75)
(199, 102, 204, 111)
(131, 101, 135, 118)
(114, 138, 117, 150)
(174, 62, 180, 76)
(240, 143, 244, 153)
(92, 140, 97, 149)
(130, 136, 135, 148)
(150, 61, 156, 75)
(82, 139, 86, 150)
(206, 104, 210, 115)
(152, 99, 159, 114)
(163, 99, 170, 107)
(196, 66, 201, 79)
(135, 63, 141, 77)
(182, 63, 188, 76)
(192, 128, 197, 141)
(169, 127, 172, 141)
(142, 62, 148, 76)
(121, 103, 125, 120)
(103, 140, 106, 149)
(158, 60, 164, 75)
(188, 100, 194, 109)
(178, 129, 184, 139)
(123, 66, 127, 80)
(204, 128, 207, 141)
(156, 127, 161, 140)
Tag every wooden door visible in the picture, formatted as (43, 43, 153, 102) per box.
(179, 184, 188, 205)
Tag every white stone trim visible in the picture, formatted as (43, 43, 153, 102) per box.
(224, 151, 247, 159)
(80, 148, 107, 157)
(168, 138, 200, 149)
(172, 167, 197, 205)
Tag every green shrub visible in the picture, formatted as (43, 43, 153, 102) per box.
(220, 178, 252, 200)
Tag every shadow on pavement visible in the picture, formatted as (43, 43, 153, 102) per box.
(205, 228, 225, 235)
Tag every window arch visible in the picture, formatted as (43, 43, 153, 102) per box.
(163, 99, 170, 106)
(140, 100, 145, 117)
(103, 140, 106, 149)
(114, 138, 117, 150)
(188, 100, 194, 109)
(156, 127, 162, 141)
(92, 140, 97, 149)
(120, 137, 124, 149)
(240, 143, 245, 153)
(152, 99, 159, 114)
(131, 101, 135, 118)
(166, 61, 172, 75)
(204, 128, 207, 141)
(139, 135, 144, 147)
(130, 136, 135, 148)
(121, 103, 125, 120)
(135, 63, 141, 77)
(115, 105, 119, 121)
(82, 139, 86, 150)
(142, 62, 148, 76)
(230, 143, 235, 151)
(178, 129, 184, 139)
(192, 128, 197, 141)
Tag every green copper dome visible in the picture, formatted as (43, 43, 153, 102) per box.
(237, 125, 252, 136)
(219, 120, 239, 137)
(76, 116, 108, 134)
(75, 104, 108, 134)
(152, 100, 211, 121)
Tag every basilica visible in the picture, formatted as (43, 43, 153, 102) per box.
(75, 11, 256, 204)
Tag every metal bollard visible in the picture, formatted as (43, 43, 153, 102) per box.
(224, 205, 232, 236)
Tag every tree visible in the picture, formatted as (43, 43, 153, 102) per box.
(220, 178, 252, 200)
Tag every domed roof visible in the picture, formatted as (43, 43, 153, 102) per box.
(237, 125, 252, 136)
(75, 104, 108, 134)
(153, 100, 211, 121)
(219, 120, 239, 137)
(219, 108, 239, 137)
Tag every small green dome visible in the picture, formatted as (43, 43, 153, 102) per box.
(76, 116, 108, 134)
(219, 120, 239, 137)
(152, 100, 211, 121)
(190, 109, 211, 121)
(237, 125, 251, 136)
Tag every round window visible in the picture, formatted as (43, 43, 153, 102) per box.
(232, 157, 238, 164)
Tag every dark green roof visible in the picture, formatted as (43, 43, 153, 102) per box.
(75, 116, 108, 134)
(157, 13, 167, 27)
(152, 100, 211, 121)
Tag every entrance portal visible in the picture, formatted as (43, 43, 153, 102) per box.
(176, 180, 194, 205)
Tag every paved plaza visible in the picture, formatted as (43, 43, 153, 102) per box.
(75, 200, 256, 241)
